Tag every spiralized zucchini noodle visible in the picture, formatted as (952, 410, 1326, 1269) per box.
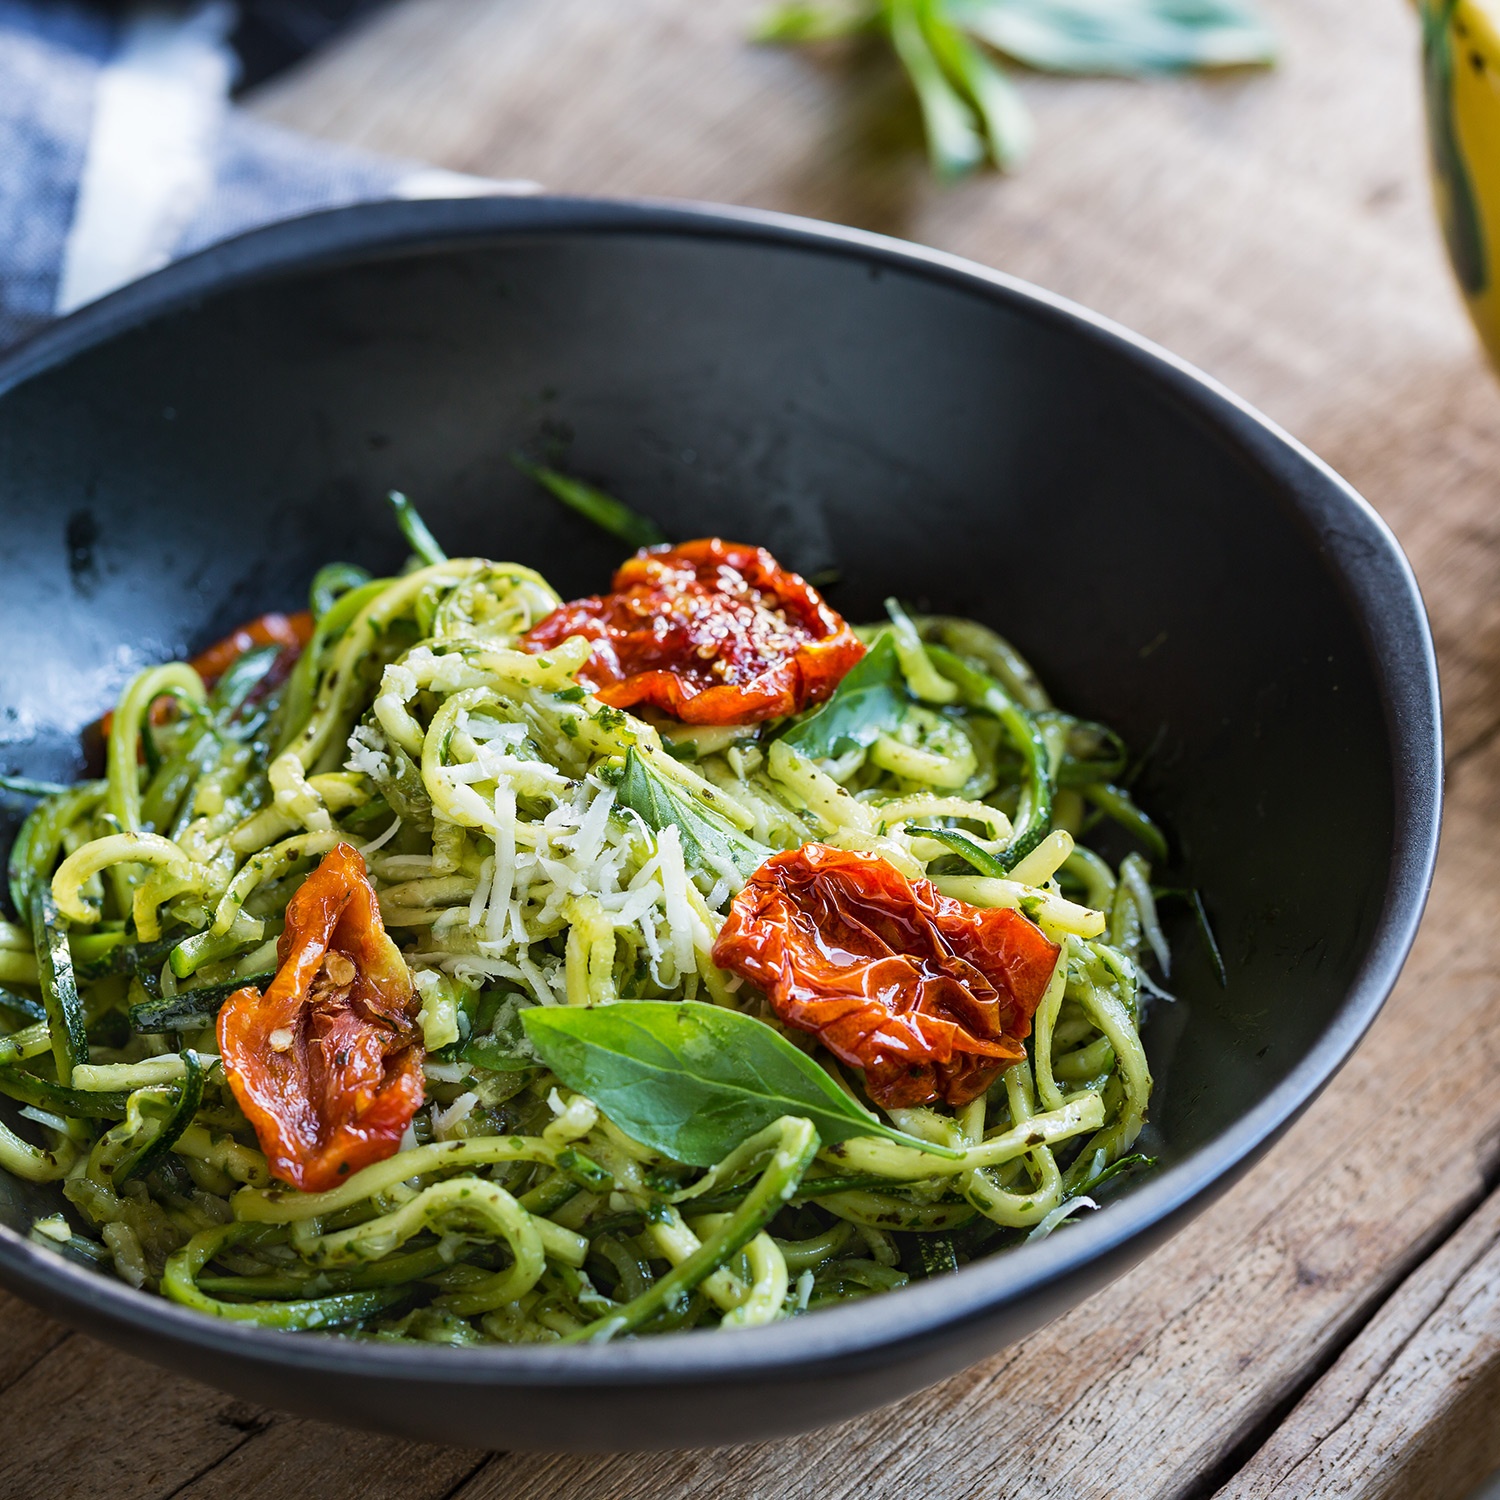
(0, 499, 1180, 1345)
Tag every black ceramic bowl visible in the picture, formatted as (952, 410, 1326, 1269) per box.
(0, 197, 1440, 1452)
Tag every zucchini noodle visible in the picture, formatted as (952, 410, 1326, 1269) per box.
(0, 524, 1177, 1345)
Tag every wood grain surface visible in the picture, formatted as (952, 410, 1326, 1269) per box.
(4, 0, 1498, 1494)
(1222, 1182, 1500, 1499)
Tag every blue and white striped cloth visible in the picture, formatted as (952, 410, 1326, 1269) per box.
(0, 0, 526, 350)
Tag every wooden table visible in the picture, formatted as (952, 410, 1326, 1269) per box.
(5, 0, 1500, 1494)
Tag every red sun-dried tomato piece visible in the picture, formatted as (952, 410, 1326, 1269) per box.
(520, 539, 864, 724)
(218, 842, 423, 1192)
(712, 844, 1061, 1110)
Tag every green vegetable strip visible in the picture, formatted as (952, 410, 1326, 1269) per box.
(113, 1051, 206, 1185)
(0, 774, 71, 798)
(232, 1135, 580, 1223)
(387, 491, 448, 566)
(1074, 1152, 1156, 1197)
(30, 889, 86, 1085)
(518, 1171, 583, 1218)
(584, 1173, 899, 1238)
(564, 1116, 818, 1342)
(906, 824, 1005, 877)
(107, 665, 207, 838)
(926, 644, 1054, 866)
(515, 457, 667, 549)
(198, 1241, 486, 1297)
(0, 1116, 75, 1182)
(916, 1232, 960, 1279)
(163, 1224, 414, 1329)
(309, 563, 373, 622)
(129, 972, 275, 1032)
(75, 926, 186, 982)
(0, 1021, 52, 1069)
(274, 576, 390, 755)
(8, 780, 105, 919)
(0, 1067, 131, 1119)
(1189, 888, 1227, 987)
(1083, 782, 1169, 861)
(0, 988, 46, 1023)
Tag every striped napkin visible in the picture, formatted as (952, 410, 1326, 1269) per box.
(0, 0, 529, 350)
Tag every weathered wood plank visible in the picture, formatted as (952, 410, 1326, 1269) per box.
(1220, 1183, 1500, 1499)
(0, 1326, 483, 1500)
(0, 1336, 269, 1500)
(167, 1416, 484, 1500)
(0, 1288, 70, 1393)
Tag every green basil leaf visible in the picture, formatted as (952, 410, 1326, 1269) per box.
(778, 633, 909, 759)
(615, 748, 769, 893)
(887, 0, 988, 177)
(522, 1000, 963, 1167)
(950, 0, 1276, 76)
(920, 1, 1033, 168)
(514, 457, 666, 550)
(753, 0, 878, 41)
(459, 994, 541, 1073)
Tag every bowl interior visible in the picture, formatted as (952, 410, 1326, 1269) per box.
(0, 222, 1395, 1295)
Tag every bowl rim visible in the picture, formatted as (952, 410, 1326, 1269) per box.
(0, 192, 1443, 1387)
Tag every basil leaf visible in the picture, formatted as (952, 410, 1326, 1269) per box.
(522, 1000, 963, 1167)
(754, 0, 878, 42)
(459, 993, 541, 1073)
(778, 634, 909, 759)
(615, 749, 769, 893)
(949, 0, 1276, 76)
(760, 0, 1274, 180)
(888, 0, 988, 177)
(920, 1, 1033, 169)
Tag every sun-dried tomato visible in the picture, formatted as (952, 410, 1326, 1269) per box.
(712, 844, 1060, 1110)
(217, 843, 423, 1192)
(520, 539, 864, 724)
